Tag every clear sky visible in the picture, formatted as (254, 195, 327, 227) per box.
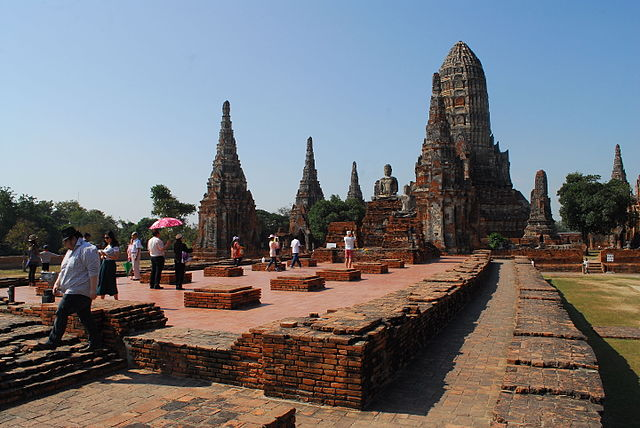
(1, 0, 638, 223)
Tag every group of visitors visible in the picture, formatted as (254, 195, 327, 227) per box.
(24, 235, 60, 286)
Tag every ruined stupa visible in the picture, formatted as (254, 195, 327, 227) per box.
(194, 101, 260, 258)
(289, 137, 324, 249)
(346, 161, 364, 202)
(611, 144, 628, 183)
(522, 170, 558, 245)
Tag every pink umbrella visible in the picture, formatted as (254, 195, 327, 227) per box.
(149, 217, 184, 229)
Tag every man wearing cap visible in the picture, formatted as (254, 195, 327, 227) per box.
(42, 226, 102, 351)
(129, 232, 143, 280)
(266, 234, 281, 272)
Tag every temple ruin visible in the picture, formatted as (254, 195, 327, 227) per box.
(346, 161, 364, 202)
(194, 101, 260, 259)
(611, 144, 628, 183)
(413, 41, 530, 252)
(522, 170, 558, 245)
(289, 137, 324, 250)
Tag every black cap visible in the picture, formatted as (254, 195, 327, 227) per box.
(61, 226, 79, 241)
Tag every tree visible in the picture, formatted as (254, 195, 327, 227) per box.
(487, 232, 509, 250)
(557, 173, 632, 243)
(0, 187, 17, 251)
(4, 220, 47, 254)
(150, 185, 195, 221)
(308, 195, 366, 242)
(256, 209, 289, 235)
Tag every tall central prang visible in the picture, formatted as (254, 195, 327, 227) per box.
(413, 42, 530, 252)
(194, 101, 260, 258)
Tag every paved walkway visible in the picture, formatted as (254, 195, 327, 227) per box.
(14, 257, 463, 334)
(2, 260, 517, 427)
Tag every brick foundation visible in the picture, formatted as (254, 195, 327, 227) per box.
(204, 266, 244, 277)
(352, 262, 389, 274)
(316, 269, 362, 281)
(140, 272, 192, 285)
(270, 275, 326, 292)
(379, 258, 405, 268)
(184, 285, 261, 309)
(252, 262, 286, 272)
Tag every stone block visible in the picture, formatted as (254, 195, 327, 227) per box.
(379, 258, 405, 268)
(184, 284, 261, 309)
(270, 275, 325, 292)
(203, 266, 244, 277)
(353, 262, 389, 274)
(315, 269, 362, 281)
(252, 262, 286, 272)
(140, 272, 192, 285)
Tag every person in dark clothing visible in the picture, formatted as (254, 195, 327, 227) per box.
(173, 234, 192, 290)
(26, 235, 40, 286)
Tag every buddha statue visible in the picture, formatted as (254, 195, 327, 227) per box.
(373, 164, 399, 200)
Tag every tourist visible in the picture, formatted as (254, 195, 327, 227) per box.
(583, 257, 589, 274)
(148, 229, 170, 289)
(83, 233, 92, 244)
(173, 234, 192, 290)
(290, 237, 302, 268)
(41, 226, 102, 351)
(39, 244, 59, 272)
(128, 232, 143, 280)
(230, 236, 244, 267)
(26, 234, 40, 286)
(97, 231, 120, 300)
(266, 234, 281, 272)
(344, 230, 356, 269)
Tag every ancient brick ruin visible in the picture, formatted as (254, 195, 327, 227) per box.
(611, 144, 627, 183)
(413, 41, 530, 253)
(194, 101, 260, 259)
(289, 137, 324, 250)
(522, 169, 559, 245)
(346, 161, 364, 202)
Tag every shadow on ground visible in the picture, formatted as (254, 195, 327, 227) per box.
(556, 291, 640, 428)
(366, 262, 501, 415)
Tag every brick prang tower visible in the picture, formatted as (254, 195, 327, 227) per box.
(522, 170, 558, 244)
(289, 137, 324, 249)
(195, 101, 260, 258)
(346, 161, 364, 202)
(611, 144, 628, 183)
(414, 41, 529, 251)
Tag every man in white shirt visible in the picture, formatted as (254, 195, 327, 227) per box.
(129, 232, 143, 280)
(290, 237, 302, 268)
(344, 230, 356, 269)
(41, 226, 102, 351)
(148, 230, 170, 289)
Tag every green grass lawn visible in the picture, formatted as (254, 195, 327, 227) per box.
(545, 273, 640, 426)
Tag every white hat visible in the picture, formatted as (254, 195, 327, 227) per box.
(268, 234, 276, 238)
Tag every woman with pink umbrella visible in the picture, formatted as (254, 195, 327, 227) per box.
(147, 217, 182, 289)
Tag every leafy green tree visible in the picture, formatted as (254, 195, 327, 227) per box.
(557, 173, 632, 243)
(308, 195, 366, 242)
(256, 209, 289, 235)
(150, 185, 195, 221)
(4, 220, 47, 254)
(487, 232, 509, 250)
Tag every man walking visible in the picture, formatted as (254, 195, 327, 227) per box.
(148, 229, 170, 289)
(290, 237, 302, 268)
(42, 226, 102, 351)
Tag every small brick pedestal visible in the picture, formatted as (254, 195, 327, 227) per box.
(184, 285, 261, 309)
(353, 262, 389, 274)
(270, 275, 325, 291)
(35, 281, 53, 296)
(379, 258, 405, 268)
(252, 262, 286, 272)
(140, 272, 192, 285)
(204, 266, 244, 277)
(298, 258, 317, 267)
(315, 269, 362, 281)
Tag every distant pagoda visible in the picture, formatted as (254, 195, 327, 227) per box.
(289, 137, 324, 249)
(611, 144, 628, 183)
(346, 161, 364, 202)
(195, 101, 260, 258)
(522, 170, 558, 245)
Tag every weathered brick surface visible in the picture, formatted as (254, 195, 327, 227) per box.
(492, 248, 582, 271)
(126, 250, 493, 409)
(379, 258, 405, 268)
(203, 265, 244, 277)
(352, 262, 389, 274)
(492, 261, 603, 426)
(140, 272, 192, 285)
(593, 325, 640, 340)
(313, 246, 437, 264)
(324, 221, 359, 248)
(316, 269, 362, 281)
(184, 285, 261, 309)
(298, 258, 317, 267)
(252, 262, 286, 272)
(270, 275, 325, 292)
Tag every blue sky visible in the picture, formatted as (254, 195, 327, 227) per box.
(1, 0, 638, 223)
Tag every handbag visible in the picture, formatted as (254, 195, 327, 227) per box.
(123, 261, 132, 275)
(182, 251, 192, 263)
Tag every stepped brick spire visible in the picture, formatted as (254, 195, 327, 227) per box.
(413, 73, 473, 251)
(195, 101, 259, 258)
(289, 137, 324, 249)
(412, 42, 530, 252)
(523, 170, 558, 244)
(611, 144, 628, 183)
(346, 161, 363, 202)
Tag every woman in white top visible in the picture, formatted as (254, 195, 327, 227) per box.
(128, 232, 143, 280)
(97, 231, 120, 299)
